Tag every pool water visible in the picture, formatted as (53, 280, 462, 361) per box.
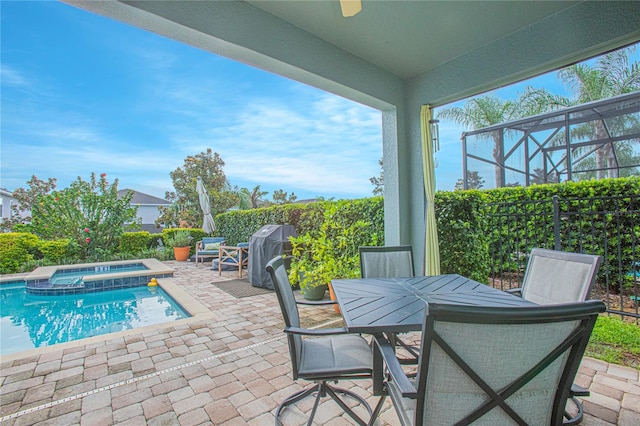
(0, 282, 189, 356)
(50, 264, 148, 285)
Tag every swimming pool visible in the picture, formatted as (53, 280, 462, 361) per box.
(0, 280, 189, 355)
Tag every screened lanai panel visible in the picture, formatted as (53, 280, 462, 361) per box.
(461, 91, 640, 189)
(464, 156, 496, 189)
(503, 132, 527, 187)
(463, 132, 500, 189)
(527, 128, 564, 184)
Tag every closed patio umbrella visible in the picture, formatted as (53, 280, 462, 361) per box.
(196, 176, 216, 234)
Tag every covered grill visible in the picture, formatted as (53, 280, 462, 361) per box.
(248, 224, 296, 289)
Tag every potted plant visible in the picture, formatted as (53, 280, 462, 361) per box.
(166, 229, 193, 261)
(288, 203, 379, 304)
(288, 233, 329, 300)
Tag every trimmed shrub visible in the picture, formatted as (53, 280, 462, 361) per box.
(482, 177, 640, 291)
(119, 232, 154, 254)
(38, 239, 73, 263)
(0, 232, 40, 274)
(435, 190, 491, 283)
(215, 197, 384, 247)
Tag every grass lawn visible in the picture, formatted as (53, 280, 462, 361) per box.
(586, 316, 640, 370)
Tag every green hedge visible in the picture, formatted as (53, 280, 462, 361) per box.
(435, 190, 491, 283)
(215, 194, 495, 283)
(0, 233, 40, 274)
(214, 197, 384, 247)
(482, 177, 640, 289)
(214, 202, 328, 245)
(38, 239, 74, 263)
(119, 232, 154, 254)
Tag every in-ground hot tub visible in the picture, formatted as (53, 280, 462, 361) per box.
(24, 258, 175, 295)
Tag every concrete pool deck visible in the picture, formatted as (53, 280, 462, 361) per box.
(1, 260, 638, 425)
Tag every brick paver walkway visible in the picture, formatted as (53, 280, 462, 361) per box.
(1, 261, 638, 425)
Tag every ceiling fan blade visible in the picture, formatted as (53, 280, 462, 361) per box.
(340, 0, 362, 17)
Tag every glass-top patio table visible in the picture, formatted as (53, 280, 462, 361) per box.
(330, 274, 536, 394)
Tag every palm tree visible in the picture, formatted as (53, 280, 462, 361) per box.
(238, 185, 269, 209)
(556, 47, 640, 179)
(238, 188, 252, 210)
(438, 88, 557, 187)
(248, 185, 268, 208)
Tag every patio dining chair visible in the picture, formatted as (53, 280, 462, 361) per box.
(359, 245, 419, 363)
(507, 248, 603, 425)
(508, 248, 603, 305)
(373, 300, 606, 426)
(265, 256, 383, 426)
(359, 245, 415, 279)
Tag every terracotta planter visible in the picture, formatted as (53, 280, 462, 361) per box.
(328, 282, 340, 313)
(173, 246, 191, 261)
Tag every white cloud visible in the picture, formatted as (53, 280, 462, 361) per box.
(199, 91, 382, 196)
(0, 65, 30, 87)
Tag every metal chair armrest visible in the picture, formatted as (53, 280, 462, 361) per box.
(285, 326, 348, 336)
(373, 334, 418, 398)
(296, 299, 337, 306)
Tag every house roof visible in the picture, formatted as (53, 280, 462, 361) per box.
(0, 188, 15, 198)
(118, 189, 171, 206)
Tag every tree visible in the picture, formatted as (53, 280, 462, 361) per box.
(30, 173, 139, 258)
(242, 185, 268, 209)
(156, 149, 238, 227)
(531, 168, 559, 185)
(272, 189, 297, 205)
(370, 158, 384, 196)
(237, 188, 252, 210)
(438, 87, 559, 187)
(0, 175, 57, 231)
(556, 47, 640, 179)
(454, 171, 484, 190)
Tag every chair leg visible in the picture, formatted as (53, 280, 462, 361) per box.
(564, 395, 585, 425)
(275, 384, 320, 425)
(323, 383, 371, 426)
(275, 381, 379, 426)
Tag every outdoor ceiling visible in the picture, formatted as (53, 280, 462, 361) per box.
(243, 0, 640, 105)
(246, 1, 578, 80)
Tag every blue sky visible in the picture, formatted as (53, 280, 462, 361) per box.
(2, 1, 383, 201)
(1, 2, 634, 201)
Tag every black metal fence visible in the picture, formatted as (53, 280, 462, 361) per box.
(486, 195, 639, 320)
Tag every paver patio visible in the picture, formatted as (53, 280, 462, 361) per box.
(1, 260, 638, 425)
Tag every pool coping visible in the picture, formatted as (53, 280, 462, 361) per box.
(0, 275, 214, 363)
